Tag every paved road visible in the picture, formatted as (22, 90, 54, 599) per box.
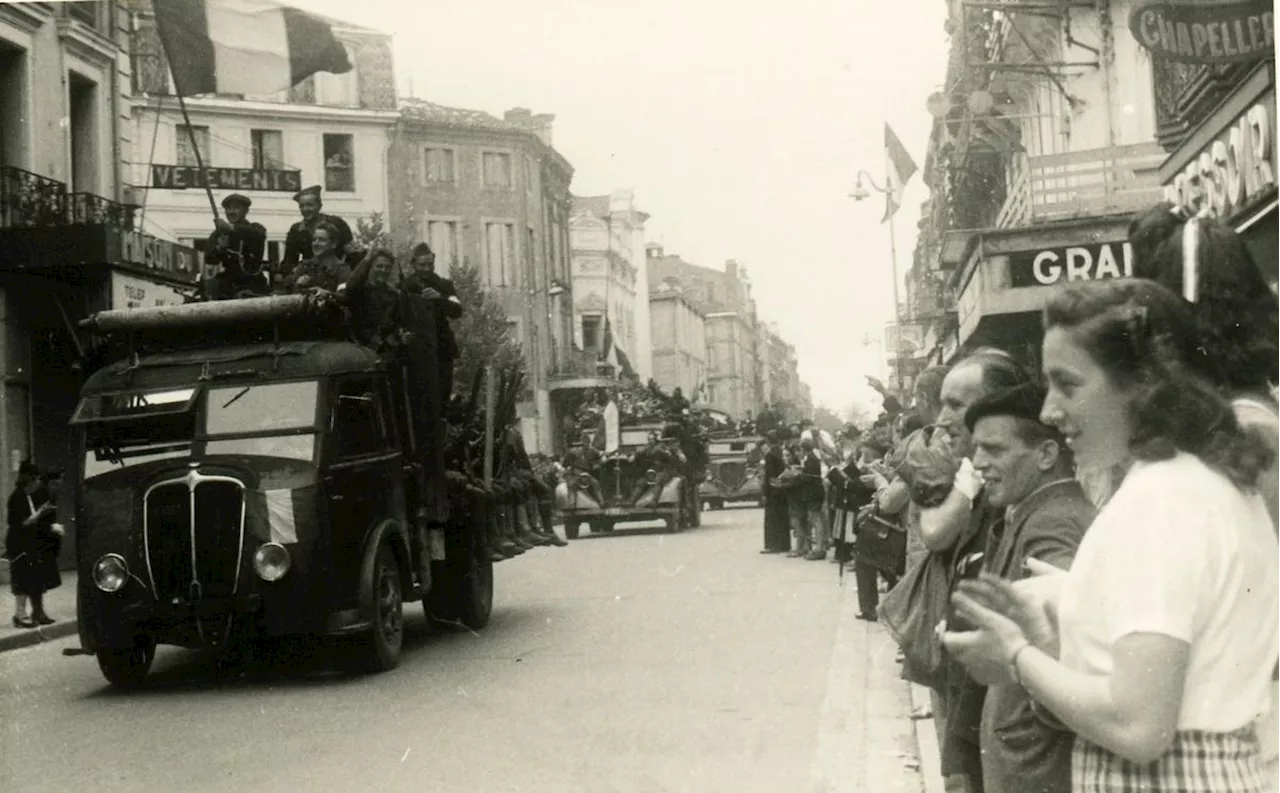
(0, 508, 918, 793)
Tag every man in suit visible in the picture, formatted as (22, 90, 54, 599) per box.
(282, 185, 354, 271)
(962, 382, 1095, 793)
(401, 242, 463, 404)
(203, 193, 268, 300)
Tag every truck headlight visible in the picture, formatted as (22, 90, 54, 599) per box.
(93, 554, 129, 593)
(253, 542, 291, 582)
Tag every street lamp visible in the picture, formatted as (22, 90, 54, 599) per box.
(848, 169, 904, 396)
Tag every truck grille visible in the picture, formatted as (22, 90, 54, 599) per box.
(717, 462, 746, 491)
(144, 473, 246, 602)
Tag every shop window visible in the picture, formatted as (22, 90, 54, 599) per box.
(323, 133, 355, 192)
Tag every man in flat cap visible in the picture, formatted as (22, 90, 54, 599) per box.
(942, 381, 1094, 793)
(203, 193, 268, 300)
(401, 242, 463, 404)
(282, 185, 354, 273)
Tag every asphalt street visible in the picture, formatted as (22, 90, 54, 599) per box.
(0, 507, 920, 793)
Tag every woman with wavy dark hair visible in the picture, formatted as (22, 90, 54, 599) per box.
(942, 279, 1278, 792)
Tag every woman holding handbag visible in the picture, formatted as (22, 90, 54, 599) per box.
(5, 462, 63, 628)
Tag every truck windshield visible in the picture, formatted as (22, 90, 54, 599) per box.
(205, 381, 318, 436)
(79, 389, 200, 480)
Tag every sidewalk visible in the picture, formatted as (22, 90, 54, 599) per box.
(0, 569, 79, 653)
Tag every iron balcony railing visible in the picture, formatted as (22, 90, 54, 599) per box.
(550, 347, 616, 380)
(996, 143, 1167, 229)
(0, 166, 136, 230)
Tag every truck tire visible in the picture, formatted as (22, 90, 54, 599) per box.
(96, 637, 156, 688)
(428, 529, 493, 631)
(351, 540, 404, 673)
(565, 521, 581, 540)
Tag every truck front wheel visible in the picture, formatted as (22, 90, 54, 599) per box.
(350, 541, 404, 673)
(96, 637, 156, 688)
(429, 529, 494, 631)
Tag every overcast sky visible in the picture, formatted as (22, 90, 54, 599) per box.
(294, 0, 949, 413)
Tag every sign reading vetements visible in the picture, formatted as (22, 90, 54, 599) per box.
(1008, 242, 1134, 288)
(151, 165, 303, 193)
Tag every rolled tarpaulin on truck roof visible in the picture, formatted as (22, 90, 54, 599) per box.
(79, 294, 318, 334)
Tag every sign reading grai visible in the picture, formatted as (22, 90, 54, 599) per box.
(151, 165, 303, 193)
(1130, 1, 1274, 64)
(1161, 80, 1277, 219)
(1008, 242, 1134, 288)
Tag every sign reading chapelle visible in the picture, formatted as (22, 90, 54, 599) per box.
(1130, 0, 1274, 65)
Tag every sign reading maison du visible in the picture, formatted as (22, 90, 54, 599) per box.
(1009, 242, 1134, 289)
(1130, 1, 1274, 64)
(113, 230, 201, 284)
(151, 165, 303, 193)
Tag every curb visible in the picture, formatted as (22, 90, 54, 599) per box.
(910, 683, 946, 793)
(0, 620, 78, 654)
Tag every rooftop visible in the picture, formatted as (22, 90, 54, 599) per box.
(398, 98, 523, 132)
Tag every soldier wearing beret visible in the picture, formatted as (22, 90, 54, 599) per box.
(282, 185, 354, 274)
(203, 193, 268, 300)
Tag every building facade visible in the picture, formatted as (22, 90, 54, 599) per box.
(646, 245, 763, 419)
(126, 0, 399, 262)
(0, 0, 202, 562)
(386, 100, 575, 453)
(569, 198, 640, 378)
(648, 283, 706, 398)
(906, 0, 1174, 376)
(758, 322, 803, 418)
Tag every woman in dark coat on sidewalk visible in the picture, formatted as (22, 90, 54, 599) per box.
(5, 463, 63, 627)
(761, 432, 791, 554)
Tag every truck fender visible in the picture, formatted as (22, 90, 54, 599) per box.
(357, 518, 413, 622)
(658, 476, 684, 504)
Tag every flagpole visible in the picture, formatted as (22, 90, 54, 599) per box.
(152, 9, 221, 223)
(885, 154, 904, 397)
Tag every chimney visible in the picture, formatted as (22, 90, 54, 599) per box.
(532, 113, 555, 146)
(504, 107, 533, 125)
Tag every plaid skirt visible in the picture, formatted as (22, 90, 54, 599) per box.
(1073, 728, 1268, 792)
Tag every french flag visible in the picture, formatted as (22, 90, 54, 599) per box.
(154, 0, 354, 97)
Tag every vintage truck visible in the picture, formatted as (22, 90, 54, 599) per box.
(553, 421, 699, 538)
(65, 293, 492, 687)
(698, 435, 765, 510)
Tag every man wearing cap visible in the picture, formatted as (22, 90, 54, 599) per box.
(282, 185, 354, 271)
(203, 193, 268, 300)
(942, 382, 1094, 793)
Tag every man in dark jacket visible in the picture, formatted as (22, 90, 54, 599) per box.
(959, 383, 1094, 793)
(203, 193, 268, 299)
(761, 431, 791, 554)
(401, 242, 463, 404)
(281, 185, 353, 271)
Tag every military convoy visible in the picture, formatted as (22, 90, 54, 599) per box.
(698, 434, 765, 510)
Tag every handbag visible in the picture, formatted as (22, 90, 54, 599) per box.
(876, 548, 952, 690)
(852, 512, 906, 576)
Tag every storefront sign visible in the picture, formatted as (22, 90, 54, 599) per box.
(1008, 242, 1134, 288)
(114, 230, 201, 283)
(1130, 1, 1274, 64)
(151, 165, 303, 193)
(1161, 69, 1277, 220)
(110, 272, 189, 310)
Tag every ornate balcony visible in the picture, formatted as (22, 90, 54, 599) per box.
(0, 167, 136, 230)
(67, 192, 138, 230)
(995, 143, 1167, 229)
(0, 167, 67, 228)
(549, 348, 617, 391)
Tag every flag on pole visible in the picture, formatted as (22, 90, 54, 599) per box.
(882, 124, 919, 223)
(154, 0, 354, 97)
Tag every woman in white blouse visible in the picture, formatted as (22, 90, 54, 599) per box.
(942, 278, 1278, 792)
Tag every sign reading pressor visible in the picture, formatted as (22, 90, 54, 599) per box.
(151, 165, 302, 193)
(1130, 1, 1274, 64)
(1160, 67, 1276, 220)
(1009, 242, 1134, 289)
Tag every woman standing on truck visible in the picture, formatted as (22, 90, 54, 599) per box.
(5, 462, 63, 628)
